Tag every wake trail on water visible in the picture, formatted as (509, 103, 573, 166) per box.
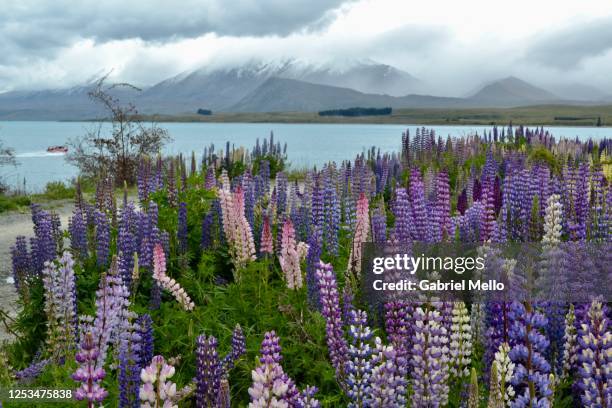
(16, 151, 66, 158)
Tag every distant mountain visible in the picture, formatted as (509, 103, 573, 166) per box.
(229, 77, 466, 112)
(548, 82, 612, 102)
(469, 76, 559, 106)
(0, 65, 608, 120)
(283, 59, 422, 96)
(137, 58, 422, 114)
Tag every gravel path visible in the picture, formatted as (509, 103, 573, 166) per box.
(0, 200, 74, 341)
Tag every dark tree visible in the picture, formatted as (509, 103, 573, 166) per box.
(66, 75, 169, 186)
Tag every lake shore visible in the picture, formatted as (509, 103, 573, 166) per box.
(122, 104, 612, 127)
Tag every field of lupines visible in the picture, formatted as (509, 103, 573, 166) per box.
(1, 127, 611, 407)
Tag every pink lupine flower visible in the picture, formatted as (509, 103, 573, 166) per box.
(259, 215, 274, 255)
(347, 193, 370, 277)
(218, 170, 256, 272)
(153, 244, 195, 311)
(279, 219, 308, 290)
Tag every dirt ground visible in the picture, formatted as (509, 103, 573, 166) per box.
(0, 201, 74, 342)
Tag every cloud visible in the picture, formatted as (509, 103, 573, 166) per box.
(525, 17, 612, 69)
(1, 1, 350, 52)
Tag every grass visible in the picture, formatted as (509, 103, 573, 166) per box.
(127, 104, 612, 127)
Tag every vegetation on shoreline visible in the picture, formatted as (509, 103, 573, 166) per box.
(112, 104, 612, 126)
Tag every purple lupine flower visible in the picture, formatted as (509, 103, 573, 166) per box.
(118, 313, 142, 408)
(577, 299, 611, 407)
(393, 187, 412, 243)
(14, 358, 51, 382)
(345, 309, 373, 407)
(41, 252, 77, 357)
(222, 324, 246, 372)
(10, 236, 31, 293)
(457, 188, 468, 215)
(409, 169, 428, 241)
(30, 204, 56, 273)
(276, 171, 288, 217)
(117, 203, 137, 287)
(305, 226, 323, 308)
(316, 261, 349, 377)
(249, 331, 301, 407)
(69, 208, 88, 258)
(72, 332, 108, 405)
(323, 167, 340, 255)
(136, 314, 154, 367)
(311, 176, 324, 229)
(94, 209, 110, 267)
(371, 203, 387, 243)
(204, 166, 216, 190)
(367, 337, 407, 408)
(433, 171, 451, 241)
(177, 202, 188, 253)
(508, 301, 552, 407)
(411, 306, 450, 407)
(92, 260, 128, 368)
(384, 301, 412, 380)
(196, 334, 222, 407)
(298, 386, 321, 408)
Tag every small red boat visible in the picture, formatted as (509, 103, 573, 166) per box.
(47, 145, 68, 153)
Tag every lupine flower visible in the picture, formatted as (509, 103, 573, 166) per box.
(14, 358, 51, 382)
(305, 226, 323, 308)
(409, 168, 428, 241)
(487, 361, 505, 408)
(222, 324, 246, 372)
(93, 209, 110, 267)
(152, 244, 194, 311)
(449, 301, 472, 378)
(411, 306, 450, 407)
(508, 301, 552, 407)
(196, 334, 221, 407)
(10, 235, 31, 294)
(259, 215, 274, 255)
(345, 309, 373, 407)
(561, 304, 578, 379)
(347, 193, 369, 281)
(577, 299, 611, 407)
(218, 171, 256, 272)
(371, 203, 387, 243)
(69, 208, 88, 258)
(468, 367, 479, 408)
(42, 252, 77, 358)
(493, 342, 515, 405)
(322, 167, 340, 255)
(117, 203, 137, 287)
(30, 205, 56, 273)
(392, 187, 412, 243)
(92, 258, 129, 368)
(137, 314, 154, 367)
(139, 355, 178, 408)
(118, 312, 142, 408)
(367, 337, 407, 408)
(177, 202, 188, 253)
(72, 332, 108, 406)
(279, 219, 308, 290)
(248, 331, 300, 407)
(316, 261, 349, 377)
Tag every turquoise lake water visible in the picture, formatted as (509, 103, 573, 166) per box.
(0, 121, 610, 191)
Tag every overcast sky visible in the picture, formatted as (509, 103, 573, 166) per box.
(2, 0, 612, 96)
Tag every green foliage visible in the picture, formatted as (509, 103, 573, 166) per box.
(0, 194, 31, 213)
(529, 147, 560, 174)
(40, 181, 76, 200)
